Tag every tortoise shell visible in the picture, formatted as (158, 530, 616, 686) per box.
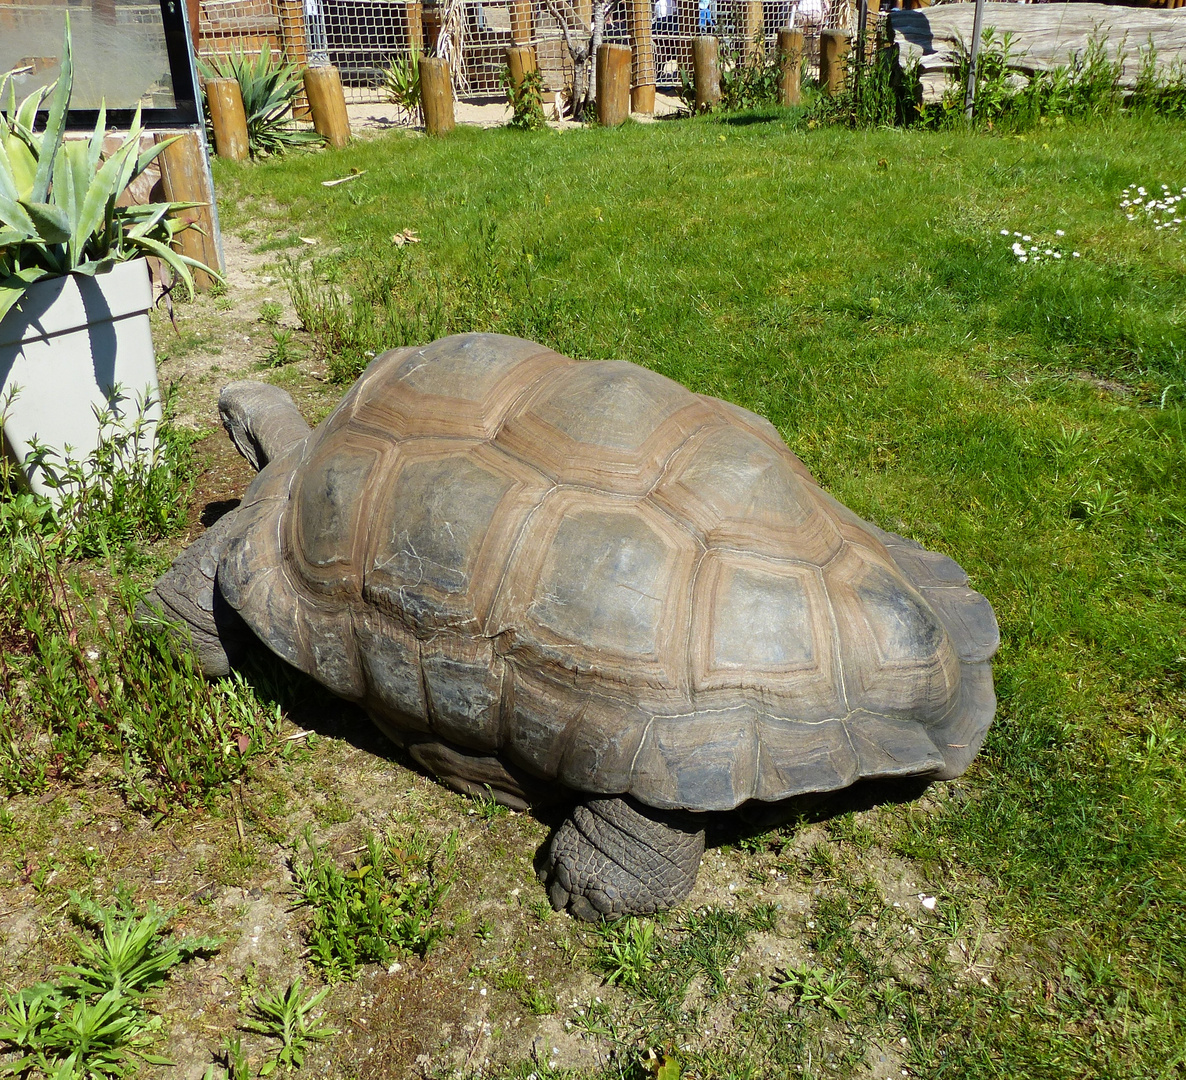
(219, 334, 998, 812)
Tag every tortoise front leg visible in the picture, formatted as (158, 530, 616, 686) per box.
(135, 510, 250, 678)
(542, 797, 705, 921)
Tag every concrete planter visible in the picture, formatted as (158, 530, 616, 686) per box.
(0, 260, 160, 503)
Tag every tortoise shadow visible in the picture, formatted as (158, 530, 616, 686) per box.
(711, 776, 936, 848)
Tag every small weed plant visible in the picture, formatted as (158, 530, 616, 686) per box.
(771, 963, 853, 1020)
(719, 43, 782, 113)
(0, 895, 219, 1080)
(292, 826, 458, 980)
(264, 328, 300, 367)
(503, 65, 547, 130)
(241, 980, 335, 1075)
(594, 918, 656, 989)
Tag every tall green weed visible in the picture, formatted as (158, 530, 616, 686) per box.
(0, 411, 282, 812)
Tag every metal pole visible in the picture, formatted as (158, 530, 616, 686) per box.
(856, 0, 868, 68)
(963, 0, 986, 120)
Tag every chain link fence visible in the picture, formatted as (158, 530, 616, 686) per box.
(197, 0, 860, 104)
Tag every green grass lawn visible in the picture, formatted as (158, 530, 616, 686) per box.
(212, 111, 1186, 1077)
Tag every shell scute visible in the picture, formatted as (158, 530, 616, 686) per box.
(489, 489, 698, 694)
(350, 335, 560, 441)
(690, 552, 843, 721)
(292, 428, 386, 597)
(654, 424, 843, 563)
(364, 440, 550, 634)
(496, 361, 719, 494)
(825, 546, 961, 723)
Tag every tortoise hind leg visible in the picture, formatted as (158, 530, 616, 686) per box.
(134, 510, 250, 678)
(542, 797, 705, 921)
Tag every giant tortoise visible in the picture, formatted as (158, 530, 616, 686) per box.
(144, 333, 999, 920)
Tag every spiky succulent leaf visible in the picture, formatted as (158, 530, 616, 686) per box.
(14, 84, 49, 138)
(86, 102, 106, 175)
(132, 135, 177, 182)
(2, 133, 37, 200)
(0, 266, 53, 322)
(125, 233, 195, 295)
(30, 14, 73, 204)
(0, 191, 38, 237)
(20, 200, 70, 245)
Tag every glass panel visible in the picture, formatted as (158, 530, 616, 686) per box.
(0, 0, 177, 111)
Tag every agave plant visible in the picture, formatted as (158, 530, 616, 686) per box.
(199, 48, 324, 157)
(0, 17, 220, 323)
(384, 48, 422, 127)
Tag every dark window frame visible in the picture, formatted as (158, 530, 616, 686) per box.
(31, 0, 204, 131)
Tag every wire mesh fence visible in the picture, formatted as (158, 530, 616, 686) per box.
(196, 0, 864, 105)
(198, 0, 282, 62)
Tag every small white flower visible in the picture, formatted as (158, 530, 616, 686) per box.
(1053, 252, 1062, 258)
(1073, 251, 1081, 257)
(1055, 229, 1065, 236)
(1018, 255, 1028, 262)
(1023, 234, 1032, 241)
(1014, 231, 1022, 237)
(1000, 229, 1010, 235)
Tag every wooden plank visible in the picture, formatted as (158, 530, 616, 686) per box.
(890, 3, 1186, 101)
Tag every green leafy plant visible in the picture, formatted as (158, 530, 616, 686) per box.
(593, 917, 657, 989)
(502, 65, 547, 131)
(0, 17, 221, 322)
(9, 389, 198, 555)
(199, 48, 324, 158)
(384, 49, 422, 126)
(771, 963, 854, 1020)
(469, 784, 509, 821)
(264, 327, 299, 367)
(242, 980, 336, 1075)
(292, 827, 458, 980)
(719, 41, 782, 112)
(0, 897, 219, 1080)
(0, 416, 283, 809)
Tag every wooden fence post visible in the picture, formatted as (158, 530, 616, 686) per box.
(303, 65, 351, 148)
(596, 43, 632, 126)
(628, 0, 656, 115)
(507, 44, 538, 89)
(205, 78, 249, 161)
(740, 0, 765, 63)
(275, 0, 311, 117)
(420, 56, 455, 134)
(154, 131, 223, 291)
(819, 29, 850, 96)
(692, 35, 720, 111)
(777, 28, 803, 106)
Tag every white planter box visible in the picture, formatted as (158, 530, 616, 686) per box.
(0, 260, 160, 503)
